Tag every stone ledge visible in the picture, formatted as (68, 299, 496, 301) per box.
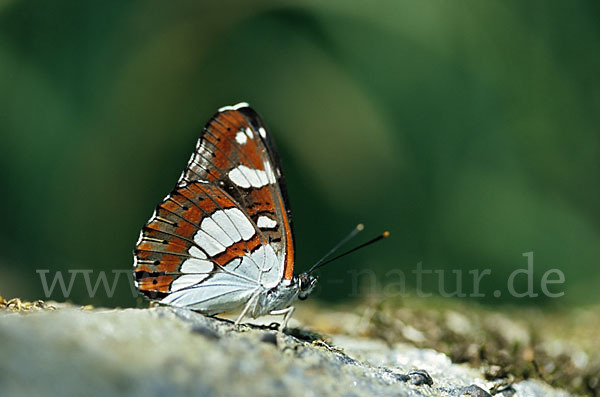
(0, 305, 573, 396)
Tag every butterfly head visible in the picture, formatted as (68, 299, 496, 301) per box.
(296, 272, 317, 300)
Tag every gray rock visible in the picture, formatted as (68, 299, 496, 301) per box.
(0, 307, 574, 396)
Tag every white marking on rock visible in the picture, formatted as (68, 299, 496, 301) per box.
(257, 216, 277, 229)
(228, 165, 271, 188)
(235, 131, 247, 145)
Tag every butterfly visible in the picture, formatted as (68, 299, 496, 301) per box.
(133, 103, 318, 329)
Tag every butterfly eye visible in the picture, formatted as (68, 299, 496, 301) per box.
(298, 273, 314, 291)
(297, 274, 316, 301)
(298, 274, 308, 290)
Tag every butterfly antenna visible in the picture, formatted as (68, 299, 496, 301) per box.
(308, 226, 390, 274)
(307, 224, 364, 274)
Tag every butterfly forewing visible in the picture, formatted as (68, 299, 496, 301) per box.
(179, 105, 294, 275)
(134, 104, 295, 310)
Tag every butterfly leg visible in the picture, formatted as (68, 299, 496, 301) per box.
(269, 306, 295, 331)
(234, 292, 259, 327)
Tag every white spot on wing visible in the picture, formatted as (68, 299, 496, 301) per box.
(189, 246, 207, 259)
(193, 229, 225, 256)
(228, 165, 271, 188)
(264, 162, 276, 184)
(181, 258, 212, 274)
(245, 127, 253, 138)
(209, 210, 241, 241)
(259, 127, 267, 138)
(225, 208, 255, 240)
(170, 274, 207, 292)
(194, 209, 255, 255)
(201, 217, 234, 247)
(235, 131, 247, 145)
(247, 245, 280, 288)
(257, 216, 277, 229)
(218, 102, 249, 112)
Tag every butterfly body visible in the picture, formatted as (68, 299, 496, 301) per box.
(133, 103, 316, 327)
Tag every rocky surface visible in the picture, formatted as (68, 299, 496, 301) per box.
(0, 303, 576, 397)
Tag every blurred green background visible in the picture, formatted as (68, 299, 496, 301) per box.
(1, 0, 599, 308)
